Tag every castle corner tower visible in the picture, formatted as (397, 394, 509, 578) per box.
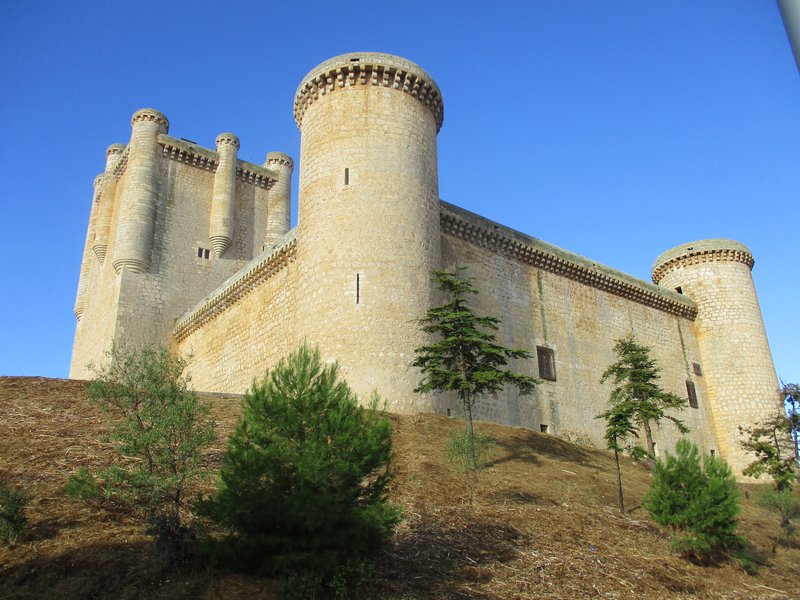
(292, 52, 444, 411)
(652, 239, 780, 473)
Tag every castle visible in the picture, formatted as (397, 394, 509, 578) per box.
(71, 52, 780, 474)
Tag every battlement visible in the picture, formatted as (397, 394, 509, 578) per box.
(294, 52, 444, 132)
(440, 201, 698, 319)
(651, 239, 755, 284)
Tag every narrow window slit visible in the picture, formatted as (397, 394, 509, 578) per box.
(344, 168, 349, 186)
(356, 273, 360, 304)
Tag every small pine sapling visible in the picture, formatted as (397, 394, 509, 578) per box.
(67, 345, 216, 565)
(643, 439, 745, 563)
(412, 269, 537, 497)
(600, 336, 689, 462)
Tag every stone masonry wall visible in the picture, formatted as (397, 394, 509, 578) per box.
(175, 233, 299, 393)
(439, 204, 718, 456)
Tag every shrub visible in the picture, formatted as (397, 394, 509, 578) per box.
(0, 484, 28, 545)
(198, 345, 401, 598)
(643, 439, 744, 563)
(69, 345, 216, 565)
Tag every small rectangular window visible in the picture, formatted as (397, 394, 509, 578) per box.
(686, 380, 698, 409)
(355, 273, 360, 304)
(204, 248, 210, 259)
(536, 346, 556, 381)
(344, 167, 350, 186)
(197, 247, 210, 260)
(692, 362, 703, 376)
(540, 424, 549, 433)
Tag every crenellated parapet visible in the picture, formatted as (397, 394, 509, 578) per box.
(158, 135, 277, 189)
(294, 52, 444, 132)
(442, 201, 697, 319)
(652, 239, 755, 284)
(131, 108, 169, 132)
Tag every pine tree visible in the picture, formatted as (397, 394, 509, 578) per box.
(412, 269, 537, 480)
(643, 439, 744, 562)
(199, 345, 400, 596)
(69, 345, 216, 565)
(600, 336, 689, 461)
(739, 411, 798, 492)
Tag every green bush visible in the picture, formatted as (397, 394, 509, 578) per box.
(758, 487, 800, 542)
(447, 430, 495, 473)
(198, 345, 401, 598)
(643, 439, 744, 563)
(0, 484, 28, 545)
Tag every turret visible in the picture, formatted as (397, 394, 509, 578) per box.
(652, 239, 780, 473)
(112, 109, 168, 273)
(264, 151, 293, 246)
(209, 133, 240, 256)
(74, 174, 104, 319)
(92, 143, 125, 263)
(292, 52, 444, 410)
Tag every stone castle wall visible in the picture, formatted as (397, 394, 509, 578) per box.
(439, 203, 719, 453)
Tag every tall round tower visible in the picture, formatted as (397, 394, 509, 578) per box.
(292, 52, 444, 411)
(652, 239, 780, 473)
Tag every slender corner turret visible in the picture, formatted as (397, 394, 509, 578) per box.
(112, 108, 168, 274)
(264, 151, 293, 246)
(209, 133, 240, 257)
(74, 174, 105, 319)
(652, 239, 780, 474)
(92, 143, 125, 263)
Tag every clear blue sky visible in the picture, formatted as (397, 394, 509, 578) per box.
(1, 1, 797, 384)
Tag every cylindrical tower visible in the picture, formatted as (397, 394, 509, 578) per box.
(209, 133, 240, 257)
(93, 143, 125, 263)
(74, 174, 104, 319)
(652, 239, 780, 473)
(112, 108, 168, 274)
(264, 151, 293, 246)
(292, 52, 444, 411)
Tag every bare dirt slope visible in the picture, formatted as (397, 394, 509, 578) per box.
(0, 376, 798, 599)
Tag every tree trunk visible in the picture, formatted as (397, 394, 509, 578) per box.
(643, 420, 656, 469)
(614, 447, 625, 514)
(463, 394, 477, 471)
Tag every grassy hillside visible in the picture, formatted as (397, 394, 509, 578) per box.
(0, 376, 798, 599)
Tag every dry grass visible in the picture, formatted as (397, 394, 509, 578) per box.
(1, 376, 798, 599)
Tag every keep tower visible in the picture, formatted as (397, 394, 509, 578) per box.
(652, 239, 780, 473)
(292, 52, 445, 410)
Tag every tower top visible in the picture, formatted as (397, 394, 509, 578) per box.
(293, 52, 444, 132)
(652, 238, 754, 284)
